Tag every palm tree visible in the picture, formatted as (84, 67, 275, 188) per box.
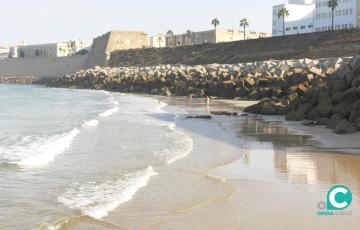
(211, 18, 220, 30)
(240, 18, 249, 40)
(328, 0, 338, 31)
(166, 30, 174, 47)
(186, 30, 193, 45)
(277, 7, 290, 36)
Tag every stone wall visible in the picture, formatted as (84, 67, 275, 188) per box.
(86, 32, 111, 68)
(0, 76, 40, 84)
(109, 29, 360, 67)
(0, 55, 88, 79)
(0, 31, 149, 79)
(86, 31, 149, 68)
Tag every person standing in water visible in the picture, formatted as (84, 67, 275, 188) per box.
(204, 91, 210, 114)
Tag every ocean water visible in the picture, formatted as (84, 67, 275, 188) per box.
(0, 84, 195, 229)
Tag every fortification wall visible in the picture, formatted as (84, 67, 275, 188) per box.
(86, 32, 111, 68)
(86, 31, 148, 68)
(0, 30, 149, 79)
(109, 29, 360, 67)
(0, 55, 88, 78)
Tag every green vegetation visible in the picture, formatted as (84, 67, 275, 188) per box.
(240, 18, 249, 40)
(211, 18, 220, 30)
(277, 7, 290, 37)
(328, 0, 339, 31)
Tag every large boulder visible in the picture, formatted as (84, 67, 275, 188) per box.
(334, 119, 357, 134)
(244, 98, 287, 115)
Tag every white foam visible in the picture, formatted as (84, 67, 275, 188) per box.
(57, 166, 158, 219)
(107, 96, 120, 106)
(82, 119, 99, 128)
(0, 128, 80, 167)
(153, 129, 194, 164)
(158, 101, 168, 110)
(99, 107, 119, 118)
(167, 123, 176, 131)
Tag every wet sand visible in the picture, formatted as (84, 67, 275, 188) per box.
(66, 97, 360, 230)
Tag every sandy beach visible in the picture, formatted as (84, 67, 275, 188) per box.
(55, 96, 360, 230)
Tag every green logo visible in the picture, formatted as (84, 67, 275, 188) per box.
(326, 185, 352, 210)
(317, 185, 353, 216)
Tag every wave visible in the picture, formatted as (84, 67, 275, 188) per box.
(99, 107, 119, 118)
(107, 96, 120, 106)
(157, 101, 168, 112)
(153, 127, 194, 164)
(57, 166, 158, 219)
(82, 119, 99, 128)
(0, 128, 80, 167)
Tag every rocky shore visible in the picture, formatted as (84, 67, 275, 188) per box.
(48, 56, 360, 134)
(284, 55, 360, 134)
(49, 57, 348, 101)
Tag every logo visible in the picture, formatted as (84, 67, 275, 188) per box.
(317, 185, 352, 216)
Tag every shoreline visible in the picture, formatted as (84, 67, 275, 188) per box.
(145, 96, 360, 230)
(221, 99, 360, 154)
(2, 84, 360, 229)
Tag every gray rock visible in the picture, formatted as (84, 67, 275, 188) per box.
(334, 119, 357, 134)
(327, 113, 344, 129)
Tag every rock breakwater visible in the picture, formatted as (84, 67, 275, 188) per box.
(49, 57, 348, 103)
(285, 55, 360, 134)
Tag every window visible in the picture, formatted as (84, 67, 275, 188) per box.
(300, 26, 306, 29)
(286, 27, 291, 31)
(308, 25, 313, 28)
(19, 50, 25, 58)
(293, 26, 298, 30)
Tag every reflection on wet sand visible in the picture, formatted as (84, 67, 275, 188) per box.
(234, 116, 360, 197)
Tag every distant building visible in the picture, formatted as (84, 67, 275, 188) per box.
(0, 46, 9, 60)
(149, 34, 166, 48)
(10, 40, 90, 58)
(166, 29, 271, 47)
(272, 1, 314, 36)
(314, 0, 357, 32)
(86, 31, 149, 67)
(273, 0, 360, 36)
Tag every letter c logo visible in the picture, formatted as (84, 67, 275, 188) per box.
(327, 185, 352, 210)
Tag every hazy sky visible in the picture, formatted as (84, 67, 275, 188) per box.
(0, 0, 285, 47)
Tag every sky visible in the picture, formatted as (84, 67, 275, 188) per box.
(0, 0, 285, 47)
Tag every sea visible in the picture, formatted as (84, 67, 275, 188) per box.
(0, 84, 205, 229)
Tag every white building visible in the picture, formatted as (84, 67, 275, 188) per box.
(314, 0, 357, 32)
(10, 40, 90, 58)
(149, 34, 166, 48)
(167, 29, 271, 47)
(0, 46, 9, 60)
(273, 0, 315, 36)
(273, 0, 360, 36)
